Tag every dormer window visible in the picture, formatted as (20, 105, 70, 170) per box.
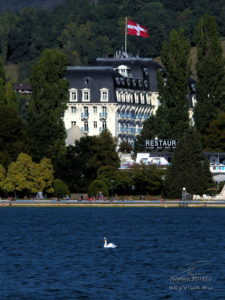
(117, 65, 130, 77)
(82, 88, 90, 102)
(100, 88, 109, 102)
(69, 89, 78, 102)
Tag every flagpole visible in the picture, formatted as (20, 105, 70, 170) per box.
(125, 16, 127, 55)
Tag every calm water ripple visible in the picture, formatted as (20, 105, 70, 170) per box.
(0, 207, 225, 299)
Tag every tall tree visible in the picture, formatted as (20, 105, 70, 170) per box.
(135, 28, 191, 151)
(27, 49, 68, 163)
(5, 81, 18, 110)
(0, 12, 19, 62)
(164, 128, 212, 198)
(203, 113, 225, 151)
(154, 28, 191, 139)
(0, 105, 25, 167)
(89, 130, 120, 172)
(194, 15, 225, 147)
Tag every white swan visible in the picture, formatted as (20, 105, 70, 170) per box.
(104, 237, 117, 248)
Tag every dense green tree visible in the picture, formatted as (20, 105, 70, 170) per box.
(0, 0, 224, 67)
(58, 22, 81, 65)
(4, 153, 54, 196)
(96, 164, 163, 196)
(88, 179, 108, 197)
(0, 12, 19, 62)
(5, 81, 18, 110)
(0, 105, 25, 167)
(31, 157, 54, 194)
(135, 28, 191, 151)
(203, 113, 225, 151)
(53, 179, 70, 198)
(0, 57, 6, 105)
(4, 153, 34, 195)
(164, 128, 212, 198)
(27, 49, 68, 163)
(134, 115, 159, 152)
(194, 15, 225, 147)
(118, 141, 133, 153)
(154, 28, 191, 139)
(58, 131, 120, 192)
(129, 164, 163, 195)
(63, 136, 97, 191)
(96, 166, 135, 196)
(0, 164, 6, 190)
(96, 166, 119, 195)
(89, 130, 120, 172)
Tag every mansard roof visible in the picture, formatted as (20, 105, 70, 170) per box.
(65, 66, 120, 103)
(65, 56, 161, 103)
(95, 57, 161, 92)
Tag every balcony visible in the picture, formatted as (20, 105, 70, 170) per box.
(81, 127, 89, 133)
(99, 113, 107, 120)
(81, 113, 89, 120)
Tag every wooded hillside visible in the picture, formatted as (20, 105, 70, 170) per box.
(0, 0, 224, 82)
(0, 0, 64, 12)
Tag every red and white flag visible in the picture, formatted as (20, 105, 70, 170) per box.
(127, 19, 149, 38)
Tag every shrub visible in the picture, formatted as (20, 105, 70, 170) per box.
(88, 179, 108, 197)
(53, 179, 70, 198)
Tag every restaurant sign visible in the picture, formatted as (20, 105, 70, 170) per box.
(145, 139, 176, 150)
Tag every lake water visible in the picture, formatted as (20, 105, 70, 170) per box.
(0, 208, 225, 299)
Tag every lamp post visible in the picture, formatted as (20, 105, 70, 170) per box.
(110, 179, 114, 197)
(182, 187, 186, 200)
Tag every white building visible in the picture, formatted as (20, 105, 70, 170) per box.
(63, 53, 161, 146)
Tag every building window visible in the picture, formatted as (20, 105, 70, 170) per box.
(82, 89, 90, 102)
(71, 106, 76, 114)
(84, 121, 88, 131)
(100, 88, 109, 102)
(135, 93, 139, 104)
(93, 121, 97, 128)
(146, 93, 151, 105)
(140, 93, 145, 104)
(71, 121, 76, 127)
(93, 106, 97, 113)
(102, 121, 107, 129)
(84, 106, 89, 116)
(102, 106, 107, 114)
(116, 65, 130, 77)
(69, 89, 78, 102)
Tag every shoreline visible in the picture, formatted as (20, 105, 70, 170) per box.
(1, 200, 225, 208)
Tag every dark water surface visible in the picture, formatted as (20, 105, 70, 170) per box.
(0, 208, 225, 300)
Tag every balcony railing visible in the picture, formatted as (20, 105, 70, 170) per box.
(118, 127, 143, 134)
(118, 113, 149, 120)
(81, 127, 89, 132)
(99, 113, 107, 119)
(81, 113, 89, 119)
